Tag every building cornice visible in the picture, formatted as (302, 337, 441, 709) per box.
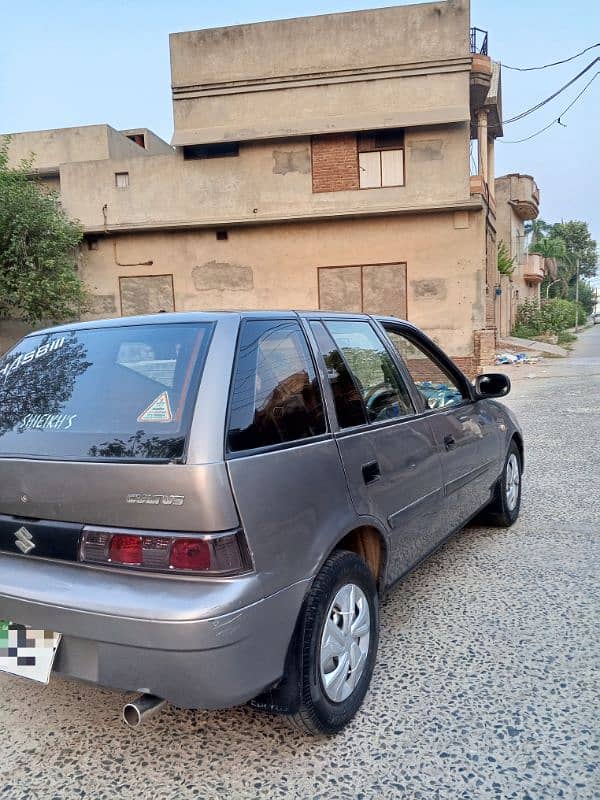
(172, 57, 472, 100)
(83, 198, 483, 236)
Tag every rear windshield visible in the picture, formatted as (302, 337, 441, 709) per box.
(0, 323, 212, 461)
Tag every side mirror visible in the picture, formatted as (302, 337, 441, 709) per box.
(474, 372, 511, 399)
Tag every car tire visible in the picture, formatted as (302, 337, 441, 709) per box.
(480, 440, 522, 527)
(286, 550, 379, 736)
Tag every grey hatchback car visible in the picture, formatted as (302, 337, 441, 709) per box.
(0, 311, 523, 734)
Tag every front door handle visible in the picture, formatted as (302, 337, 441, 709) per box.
(444, 434, 456, 451)
(362, 461, 381, 484)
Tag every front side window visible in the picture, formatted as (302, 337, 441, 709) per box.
(386, 331, 466, 410)
(325, 320, 413, 424)
(227, 320, 326, 453)
(0, 323, 212, 461)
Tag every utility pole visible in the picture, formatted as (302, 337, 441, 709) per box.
(574, 257, 580, 332)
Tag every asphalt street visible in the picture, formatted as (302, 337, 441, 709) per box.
(1, 326, 598, 800)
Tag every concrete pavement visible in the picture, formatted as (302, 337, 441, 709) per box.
(1, 327, 598, 800)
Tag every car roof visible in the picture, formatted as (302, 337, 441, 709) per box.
(27, 310, 411, 337)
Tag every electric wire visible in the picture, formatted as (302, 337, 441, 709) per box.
(502, 71, 599, 143)
(503, 57, 599, 123)
(502, 42, 599, 71)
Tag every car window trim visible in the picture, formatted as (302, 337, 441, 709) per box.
(225, 431, 334, 461)
(224, 317, 329, 457)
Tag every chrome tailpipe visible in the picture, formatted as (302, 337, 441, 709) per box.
(122, 693, 167, 728)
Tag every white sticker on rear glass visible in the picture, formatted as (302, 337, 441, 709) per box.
(0, 337, 66, 381)
(137, 391, 173, 423)
(21, 413, 77, 431)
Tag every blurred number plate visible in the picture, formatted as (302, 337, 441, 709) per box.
(0, 620, 61, 684)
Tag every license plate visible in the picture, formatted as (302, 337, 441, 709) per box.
(0, 620, 61, 684)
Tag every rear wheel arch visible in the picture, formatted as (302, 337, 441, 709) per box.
(331, 524, 388, 595)
(511, 432, 524, 473)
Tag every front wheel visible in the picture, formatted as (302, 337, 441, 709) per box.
(480, 440, 522, 527)
(287, 550, 379, 736)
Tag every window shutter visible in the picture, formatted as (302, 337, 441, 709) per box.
(359, 151, 381, 189)
(381, 149, 404, 187)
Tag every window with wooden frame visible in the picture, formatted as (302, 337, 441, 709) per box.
(358, 130, 405, 189)
(318, 262, 407, 318)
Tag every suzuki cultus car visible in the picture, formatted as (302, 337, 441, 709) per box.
(0, 312, 523, 735)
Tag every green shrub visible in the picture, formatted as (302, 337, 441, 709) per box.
(514, 298, 587, 336)
(512, 323, 540, 339)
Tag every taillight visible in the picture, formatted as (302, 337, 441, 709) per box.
(169, 538, 210, 571)
(79, 527, 251, 575)
(109, 534, 143, 565)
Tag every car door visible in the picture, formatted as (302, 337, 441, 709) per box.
(306, 318, 445, 584)
(380, 320, 502, 534)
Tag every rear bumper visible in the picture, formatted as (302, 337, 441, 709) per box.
(0, 553, 309, 708)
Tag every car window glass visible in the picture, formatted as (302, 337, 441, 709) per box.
(0, 323, 211, 461)
(227, 320, 326, 452)
(325, 320, 414, 423)
(309, 321, 367, 428)
(386, 331, 466, 410)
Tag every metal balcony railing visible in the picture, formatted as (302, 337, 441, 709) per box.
(470, 27, 488, 55)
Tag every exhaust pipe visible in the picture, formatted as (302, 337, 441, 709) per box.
(122, 693, 167, 728)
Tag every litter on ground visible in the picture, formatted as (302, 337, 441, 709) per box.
(495, 352, 542, 366)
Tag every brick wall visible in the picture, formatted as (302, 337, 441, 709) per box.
(312, 134, 359, 193)
(474, 328, 496, 371)
(452, 356, 476, 379)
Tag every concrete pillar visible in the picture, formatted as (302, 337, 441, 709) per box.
(477, 110, 488, 184)
(487, 136, 495, 199)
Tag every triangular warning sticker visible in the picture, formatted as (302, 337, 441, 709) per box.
(137, 391, 173, 423)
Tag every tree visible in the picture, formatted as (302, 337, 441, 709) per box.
(548, 220, 597, 279)
(531, 235, 568, 294)
(524, 218, 550, 245)
(568, 280, 594, 314)
(0, 138, 87, 324)
(497, 240, 515, 276)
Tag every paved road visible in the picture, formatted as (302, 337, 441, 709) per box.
(1, 328, 598, 800)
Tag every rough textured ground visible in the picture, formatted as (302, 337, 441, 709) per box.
(1, 327, 598, 800)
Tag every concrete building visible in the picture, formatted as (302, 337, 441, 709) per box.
(494, 173, 544, 335)
(1, 0, 534, 374)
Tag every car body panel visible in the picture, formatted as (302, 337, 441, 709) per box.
(334, 420, 445, 583)
(226, 437, 359, 596)
(0, 459, 239, 532)
(0, 551, 308, 708)
(425, 402, 502, 531)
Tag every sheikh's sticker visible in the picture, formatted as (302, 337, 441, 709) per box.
(137, 391, 173, 423)
(21, 413, 77, 431)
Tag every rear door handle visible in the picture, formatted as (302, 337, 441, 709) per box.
(362, 461, 381, 484)
(444, 434, 456, 451)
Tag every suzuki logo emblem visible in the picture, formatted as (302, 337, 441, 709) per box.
(14, 526, 35, 554)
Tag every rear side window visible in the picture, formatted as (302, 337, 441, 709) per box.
(325, 320, 414, 423)
(0, 323, 212, 461)
(227, 320, 326, 453)
(310, 321, 367, 428)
